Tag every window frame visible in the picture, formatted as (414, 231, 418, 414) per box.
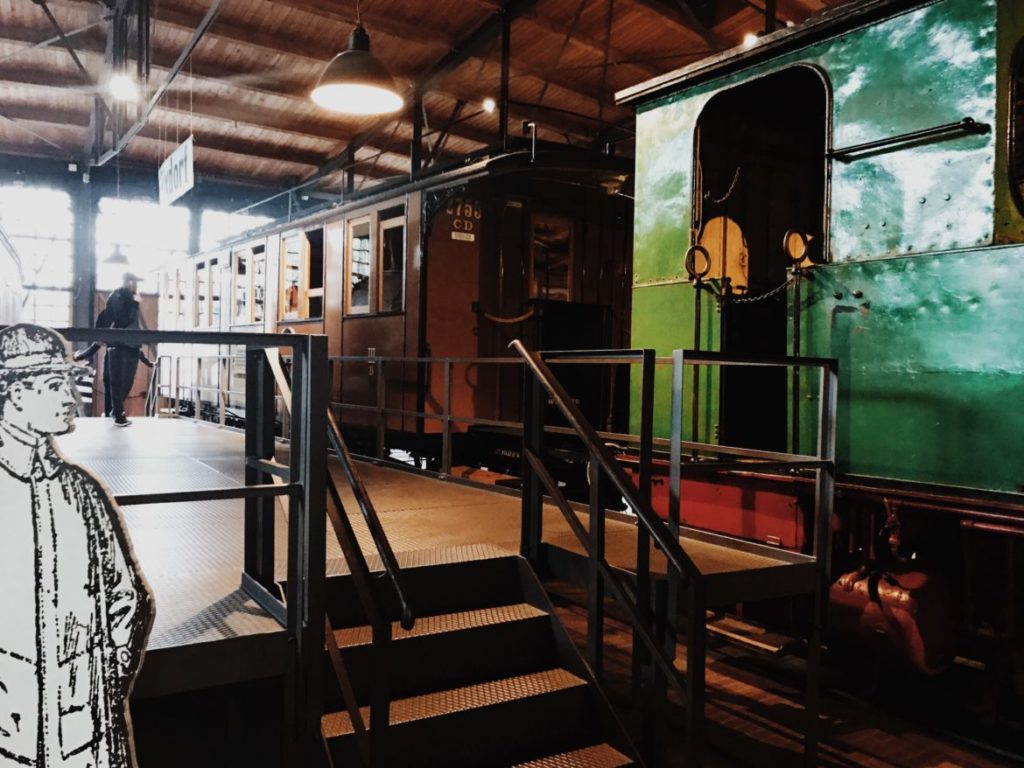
(377, 215, 406, 314)
(345, 216, 372, 316)
(528, 212, 575, 302)
(1010, 38, 1024, 217)
(230, 241, 266, 327)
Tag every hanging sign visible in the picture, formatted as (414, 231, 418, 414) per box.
(158, 135, 195, 206)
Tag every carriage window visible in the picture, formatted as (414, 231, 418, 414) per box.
(346, 218, 371, 315)
(530, 214, 574, 301)
(195, 261, 209, 327)
(253, 251, 266, 323)
(231, 243, 265, 325)
(280, 235, 303, 320)
(1011, 40, 1024, 215)
(209, 257, 221, 328)
(279, 228, 324, 321)
(379, 217, 405, 313)
(233, 249, 249, 324)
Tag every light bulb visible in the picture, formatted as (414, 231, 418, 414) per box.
(482, 97, 497, 114)
(311, 83, 403, 115)
(109, 73, 138, 102)
(742, 33, 758, 48)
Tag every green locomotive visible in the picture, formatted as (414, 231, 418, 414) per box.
(618, 0, 1023, 690)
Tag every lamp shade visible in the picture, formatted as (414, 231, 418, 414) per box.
(311, 25, 403, 115)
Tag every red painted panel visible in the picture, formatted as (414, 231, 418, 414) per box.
(625, 460, 805, 550)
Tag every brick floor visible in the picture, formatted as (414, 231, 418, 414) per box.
(546, 583, 1013, 768)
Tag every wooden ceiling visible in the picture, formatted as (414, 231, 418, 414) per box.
(0, 0, 853, 193)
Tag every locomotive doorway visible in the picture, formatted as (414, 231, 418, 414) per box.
(693, 66, 828, 451)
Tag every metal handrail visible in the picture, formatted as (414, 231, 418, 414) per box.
(512, 339, 701, 582)
(264, 348, 410, 765)
(265, 349, 414, 629)
(328, 408, 415, 630)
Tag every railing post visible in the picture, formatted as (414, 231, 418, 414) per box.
(285, 335, 328, 765)
(520, 367, 545, 562)
(243, 349, 276, 591)
(685, 578, 706, 768)
(375, 359, 386, 460)
(805, 361, 837, 766)
(219, 356, 228, 427)
(441, 359, 453, 474)
(194, 357, 202, 422)
(587, 450, 605, 680)
(369, 621, 393, 767)
(632, 350, 655, 702)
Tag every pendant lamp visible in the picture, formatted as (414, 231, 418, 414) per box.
(311, 19, 403, 116)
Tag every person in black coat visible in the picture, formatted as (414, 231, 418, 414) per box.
(90, 273, 153, 427)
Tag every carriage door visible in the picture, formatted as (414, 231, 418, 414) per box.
(693, 66, 827, 451)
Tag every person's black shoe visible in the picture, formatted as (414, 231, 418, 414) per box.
(114, 415, 132, 427)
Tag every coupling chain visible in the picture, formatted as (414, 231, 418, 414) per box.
(729, 276, 794, 304)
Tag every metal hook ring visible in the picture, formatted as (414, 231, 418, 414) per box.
(684, 244, 711, 279)
(782, 229, 809, 264)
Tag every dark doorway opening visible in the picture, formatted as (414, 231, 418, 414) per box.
(693, 66, 827, 451)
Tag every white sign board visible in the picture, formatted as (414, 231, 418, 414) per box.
(158, 135, 194, 206)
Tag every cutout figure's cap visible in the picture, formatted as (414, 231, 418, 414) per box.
(0, 325, 91, 379)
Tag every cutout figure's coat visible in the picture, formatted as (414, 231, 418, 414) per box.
(0, 325, 153, 768)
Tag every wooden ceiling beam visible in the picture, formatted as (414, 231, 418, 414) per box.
(0, 102, 330, 168)
(0, 36, 496, 154)
(625, 0, 729, 50)
(258, 0, 456, 51)
(141, 2, 609, 116)
(474, 0, 662, 78)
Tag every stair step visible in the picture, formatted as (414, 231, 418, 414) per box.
(512, 744, 634, 767)
(324, 602, 559, 705)
(334, 603, 549, 648)
(706, 613, 799, 656)
(323, 553, 527, 628)
(322, 668, 586, 737)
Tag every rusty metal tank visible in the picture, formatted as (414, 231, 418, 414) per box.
(829, 569, 958, 675)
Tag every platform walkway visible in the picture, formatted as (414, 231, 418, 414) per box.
(55, 418, 1010, 767)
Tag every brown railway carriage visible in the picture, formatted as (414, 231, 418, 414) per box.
(157, 150, 633, 459)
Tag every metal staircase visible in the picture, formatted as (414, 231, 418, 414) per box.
(318, 547, 638, 767)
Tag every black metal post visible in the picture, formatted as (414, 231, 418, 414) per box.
(632, 351, 654, 700)
(411, 95, 423, 177)
(499, 14, 511, 151)
(243, 349, 276, 590)
(285, 335, 328, 765)
(587, 451, 605, 680)
(792, 269, 801, 454)
(71, 182, 97, 331)
(344, 145, 356, 198)
(805, 362, 837, 766)
(520, 369, 544, 562)
(764, 0, 777, 33)
(691, 280, 702, 448)
(685, 578, 706, 768)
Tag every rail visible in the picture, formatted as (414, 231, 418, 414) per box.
(62, 327, 328, 764)
(263, 348, 414, 767)
(511, 341, 838, 767)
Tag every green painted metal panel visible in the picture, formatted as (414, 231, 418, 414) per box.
(632, 0, 999, 279)
(798, 246, 1024, 493)
(629, 282, 719, 442)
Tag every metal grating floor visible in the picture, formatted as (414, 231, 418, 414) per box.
(54, 417, 807, 696)
(512, 744, 634, 767)
(333, 603, 548, 648)
(321, 668, 586, 737)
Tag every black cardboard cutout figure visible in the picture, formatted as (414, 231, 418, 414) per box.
(0, 325, 153, 768)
